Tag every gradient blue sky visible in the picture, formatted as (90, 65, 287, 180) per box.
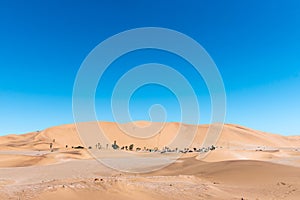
(0, 0, 299, 135)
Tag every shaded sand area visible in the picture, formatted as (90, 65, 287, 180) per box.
(0, 122, 300, 199)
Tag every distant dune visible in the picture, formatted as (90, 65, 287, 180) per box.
(0, 122, 300, 199)
(1, 121, 299, 150)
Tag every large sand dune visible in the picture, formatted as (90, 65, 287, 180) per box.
(1, 121, 299, 151)
(0, 122, 300, 199)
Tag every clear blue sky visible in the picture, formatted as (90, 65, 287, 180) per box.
(0, 0, 299, 135)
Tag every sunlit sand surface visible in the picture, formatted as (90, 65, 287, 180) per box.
(1, 122, 300, 199)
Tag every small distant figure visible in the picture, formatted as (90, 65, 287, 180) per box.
(136, 147, 141, 151)
(53, 139, 55, 143)
(50, 143, 53, 151)
(129, 144, 134, 151)
(97, 142, 101, 150)
(66, 145, 68, 148)
(112, 140, 119, 150)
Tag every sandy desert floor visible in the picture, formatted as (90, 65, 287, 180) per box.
(0, 122, 300, 200)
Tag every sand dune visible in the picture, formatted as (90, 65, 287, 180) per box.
(1, 122, 299, 166)
(1, 122, 299, 151)
(0, 121, 300, 199)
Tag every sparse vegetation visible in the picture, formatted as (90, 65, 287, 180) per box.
(74, 146, 84, 149)
(112, 140, 119, 150)
(129, 144, 134, 151)
(95, 142, 101, 149)
(62, 140, 219, 155)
